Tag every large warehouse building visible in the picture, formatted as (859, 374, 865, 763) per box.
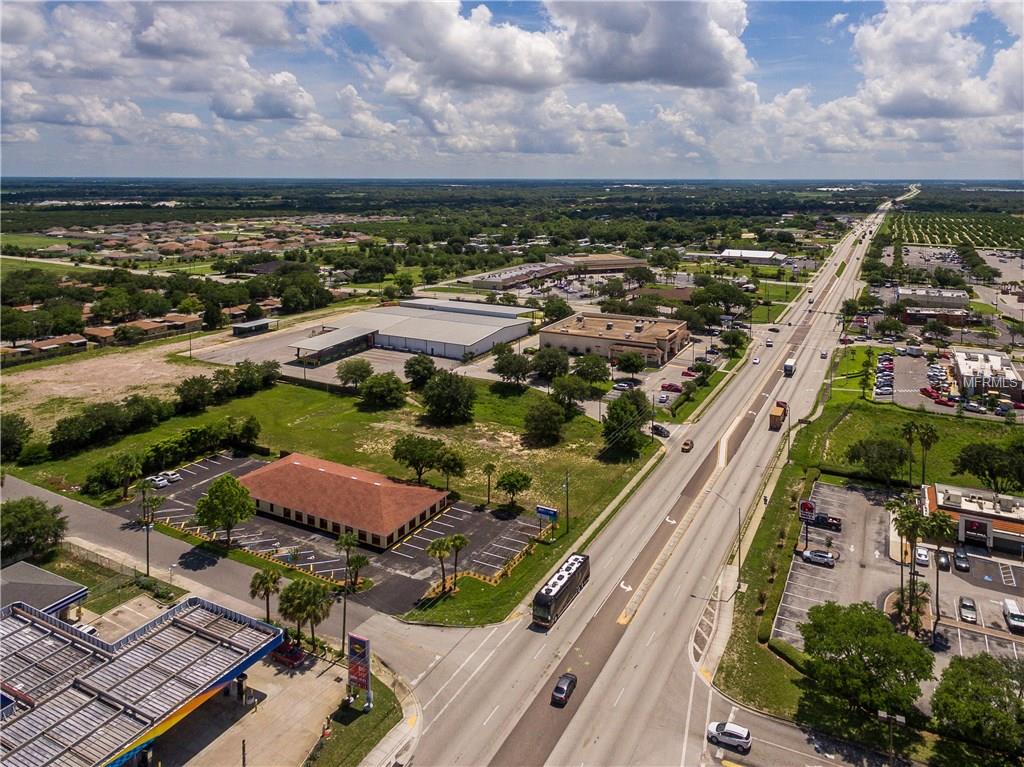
(239, 453, 449, 549)
(289, 299, 531, 364)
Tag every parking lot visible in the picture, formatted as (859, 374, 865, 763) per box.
(772, 483, 896, 650)
(119, 457, 543, 614)
(771, 483, 1024, 677)
(889, 354, 1016, 419)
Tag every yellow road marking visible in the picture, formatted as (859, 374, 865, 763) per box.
(406, 714, 417, 727)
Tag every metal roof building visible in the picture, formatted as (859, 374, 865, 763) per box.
(1, 563, 88, 621)
(0, 597, 282, 767)
(290, 302, 531, 363)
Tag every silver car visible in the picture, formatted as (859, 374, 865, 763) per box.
(707, 722, 752, 754)
(958, 596, 978, 624)
(802, 549, 836, 568)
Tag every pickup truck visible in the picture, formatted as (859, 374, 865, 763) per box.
(808, 512, 843, 532)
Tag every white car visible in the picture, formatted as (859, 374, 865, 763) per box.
(915, 546, 930, 567)
(752, 357, 760, 365)
(147, 475, 169, 489)
(658, 393, 669, 404)
(707, 722, 752, 754)
(161, 471, 183, 483)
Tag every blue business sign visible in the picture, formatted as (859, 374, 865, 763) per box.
(536, 505, 559, 521)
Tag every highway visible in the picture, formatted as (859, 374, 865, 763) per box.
(379, 203, 893, 767)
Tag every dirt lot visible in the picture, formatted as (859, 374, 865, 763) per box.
(1, 303, 374, 432)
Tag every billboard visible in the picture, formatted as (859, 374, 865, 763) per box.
(798, 499, 816, 522)
(347, 633, 370, 691)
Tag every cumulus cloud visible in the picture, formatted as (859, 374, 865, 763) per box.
(210, 70, 316, 120)
(162, 112, 203, 129)
(1, 125, 40, 143)
(548, 1, 751, 87)
(1, 3, 47, 45)
(826, 13, 848, 30)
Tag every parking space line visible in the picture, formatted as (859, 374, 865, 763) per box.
(782, 590, 827, 604)
(472, 558, 499, 568)
(479, 551, 505, 560)
(788, 566, 836, 584)
(779, 603, 810, 614)
(772, 626, 803, 640)
(195, 463, 210, 471)
(306, 558, 341, 567)
(489, 543, 522, 553)
(785, 579, 836, 595)
(402, 542, 424, 551)
(180, 468, 197, 475)
(391, 549, 414, 559)
(433, 521, 455, 528)
(498, 534, 530, 544)
(413, 533, 439, 543)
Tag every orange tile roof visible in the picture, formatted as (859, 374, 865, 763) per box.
(239, 453, 448, 537)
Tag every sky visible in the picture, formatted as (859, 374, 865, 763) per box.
(1, 1, 1022, 179)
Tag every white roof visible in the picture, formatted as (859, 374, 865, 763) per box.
(720, 249, 785, 260)
(398, 298, 533, 318)
(291, 306, 529, 352)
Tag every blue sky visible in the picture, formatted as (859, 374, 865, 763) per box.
(1, 1, 1021, 178)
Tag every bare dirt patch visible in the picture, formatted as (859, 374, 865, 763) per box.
(2, 334, 225, 431)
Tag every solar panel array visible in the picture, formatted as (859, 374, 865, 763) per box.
(0, 600, 279, 767)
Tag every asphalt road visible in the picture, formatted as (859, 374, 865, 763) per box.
(397, 205, 891, 767)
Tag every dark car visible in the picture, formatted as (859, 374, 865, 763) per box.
(551, 673, 577, 706)
(271, 641, 306, 669)
(651, 424, 670, 438)
(768, 327, 781, 333)
(936, 551, 950, 571)
(954, 547, 970, 572)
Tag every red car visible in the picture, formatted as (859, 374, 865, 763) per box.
(271, 642, 306, 669)
(661, 382, 682, 393)
(919, 387, 937, 399)
(681, 370, 696, 377)
(1014, 402, 1024, 410)
(935, 398, 955, 407)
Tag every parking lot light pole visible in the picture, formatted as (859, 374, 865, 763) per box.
(877, 710, 905, 765)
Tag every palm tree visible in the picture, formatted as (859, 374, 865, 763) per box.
(301, 581, 333, 646)
(278, 580, 306, 638)
(927, 510, 957, 636)
(335, 532, 360, 655)
(249, 569, 282, 623)
(448, 534, 470, 591)
(482, 463, 497, 506)
(891, 495, 925, 630)
(348, 554, 369, 591)
(916, 423, 939, 486)
(426, 536, 453, 593)
(899, 422, 917, 488)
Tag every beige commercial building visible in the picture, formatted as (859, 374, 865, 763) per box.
(952, 347, 1023, 403)
(539, 312, 689, 366)
(921, 483, 1023, 556)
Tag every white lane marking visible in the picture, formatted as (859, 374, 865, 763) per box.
(491, 542, 522, 553)
(433, 520, 455, 528)
(701, 668, 714, 761)
(620, 581, 633, 592)
(646, 631, 657, 647)
(532, 643, 546, 660)
(424, 620, 520, 733)
(666, 516, 677, 525)
(483, 705, 500, 726)
(391, 549, 414, 559)
(422, 625, 500, 710)
(180, 468, 197, 475)
(402, 542, 424, 551)
(782, 591, 827, 604)
(480, 551, 506, 560)
(680, 670, 696, 767)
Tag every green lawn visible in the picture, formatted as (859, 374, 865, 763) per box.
(969, 301, 998, 316)
(40, 549, 185, 614)
(795, 398, 1014, 487)
(0, 256, 95, 281)
(13, 380, 648, 514)
(750, 302, 789, 324)
(757, 281, 800, 303)
(162, 260, 221, 275)
(344, 266, 423, 290)
(1, 234, 92, 250)
(309, 673, 402, 767)
(424, 285, 494, 296)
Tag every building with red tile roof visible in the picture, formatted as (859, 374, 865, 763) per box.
(239, 453, 449, 549)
